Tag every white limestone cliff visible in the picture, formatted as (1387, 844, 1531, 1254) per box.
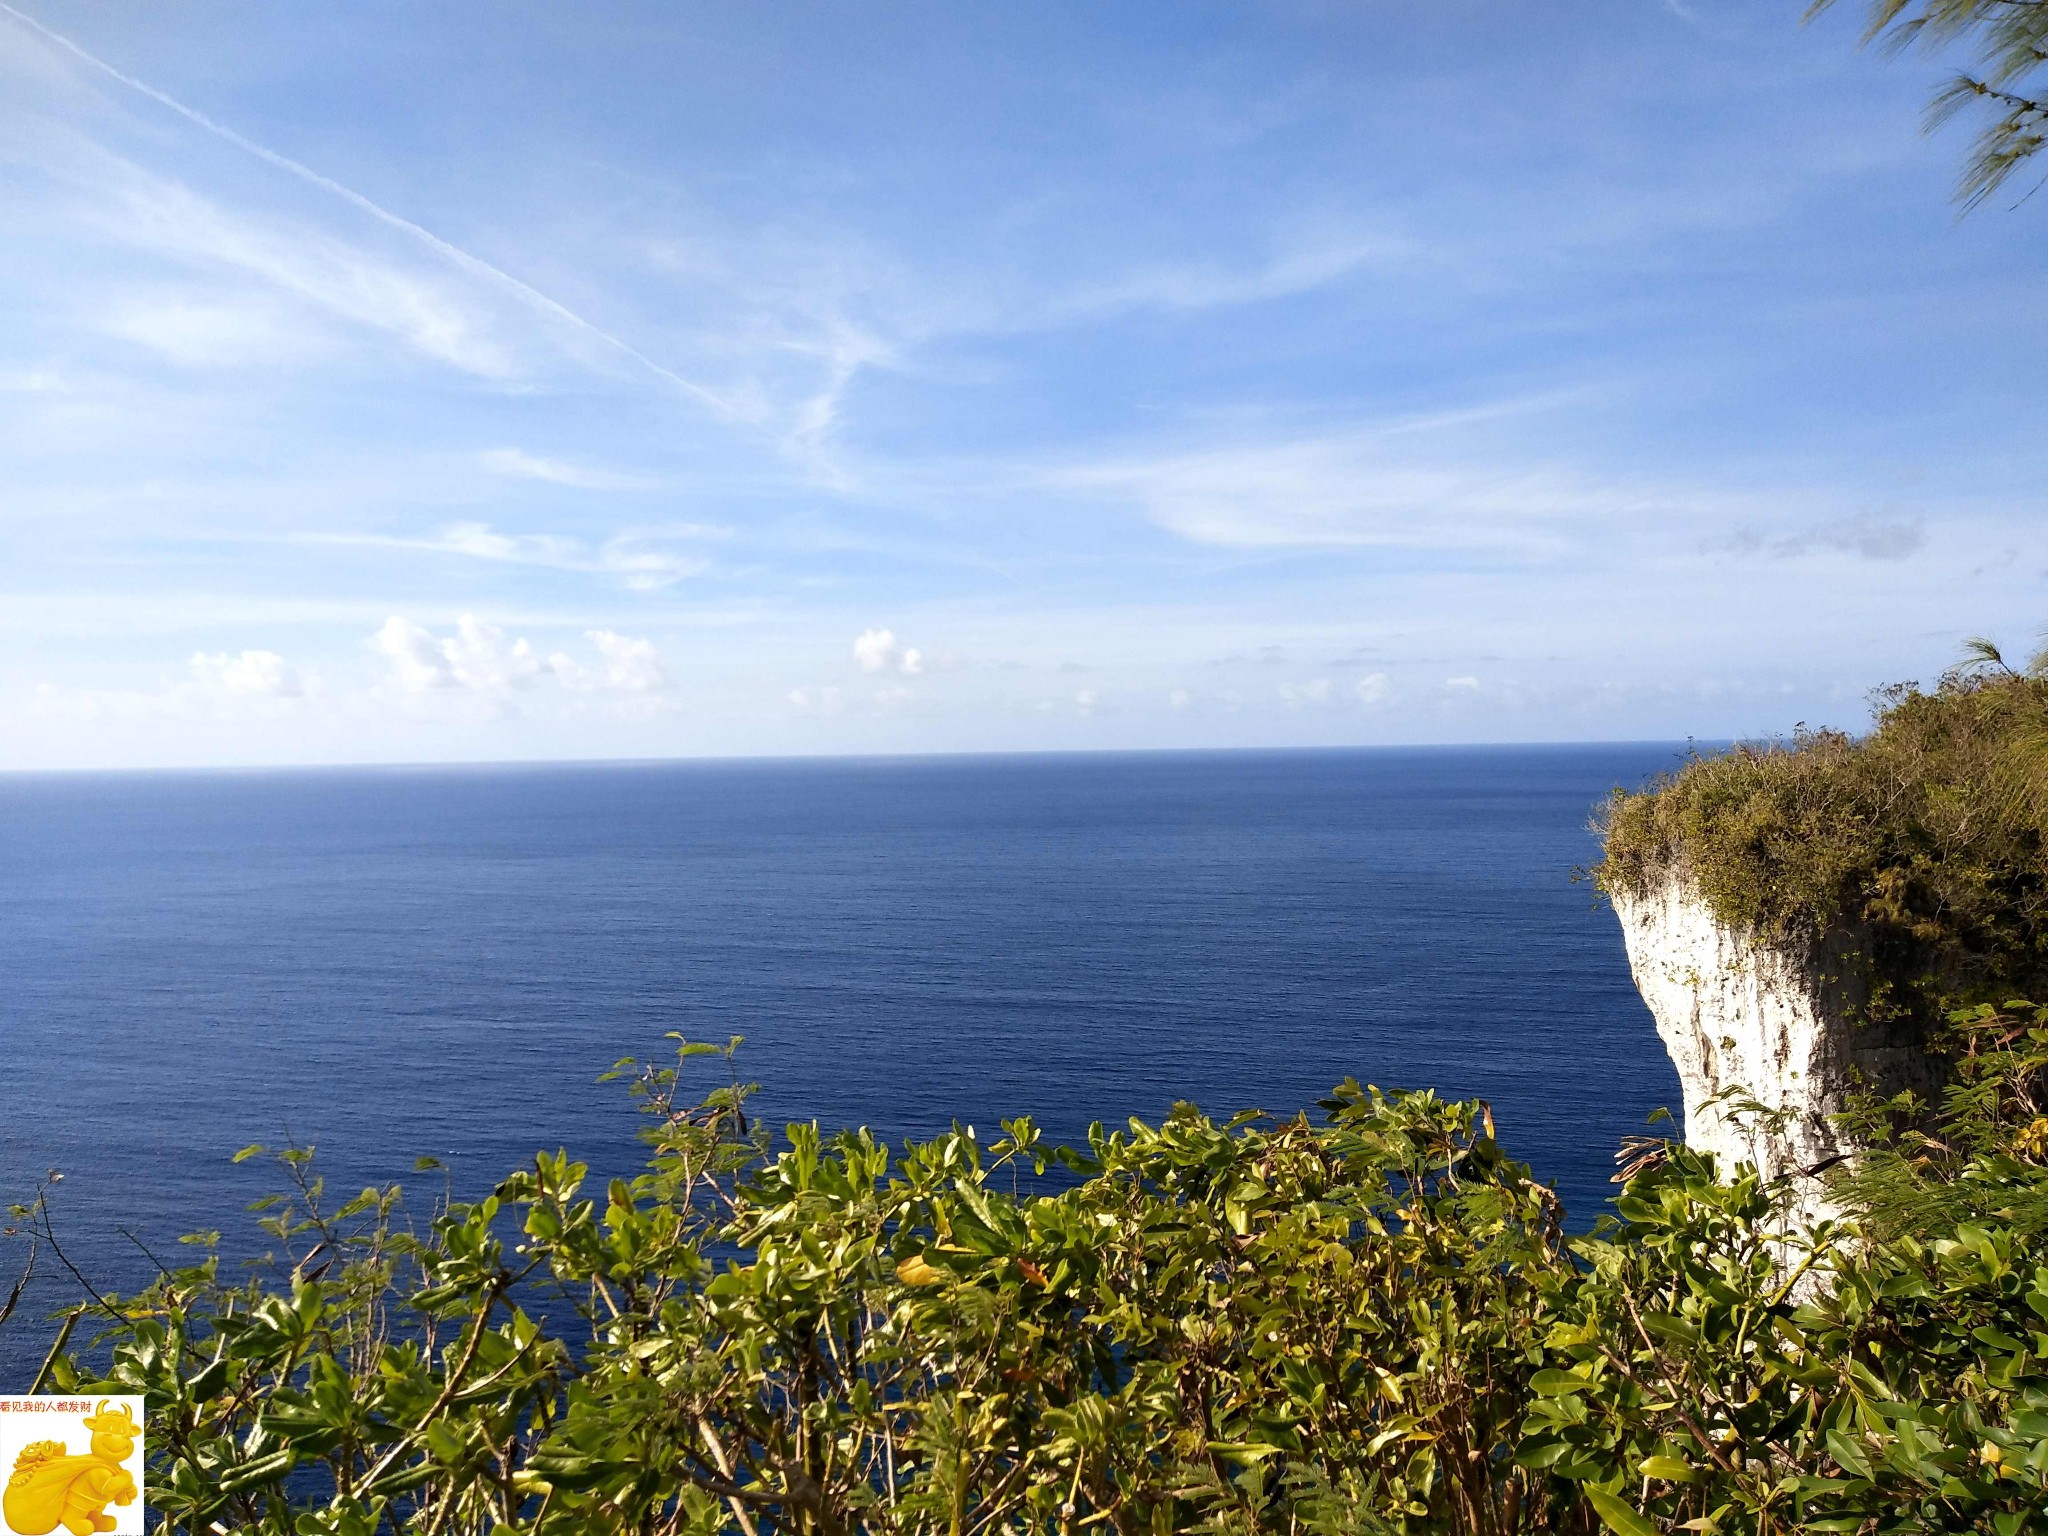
(1612, 876, 1941, 1225)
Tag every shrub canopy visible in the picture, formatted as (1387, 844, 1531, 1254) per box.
(1595, 669, 2048, 1023)
(8, 1025, 2048, 1536)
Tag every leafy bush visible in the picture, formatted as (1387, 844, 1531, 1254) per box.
(1595, 667, 2048, 1026)
(9, 1028, 2048, 1535)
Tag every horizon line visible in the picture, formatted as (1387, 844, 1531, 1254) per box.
(0, 736, 1731, 779)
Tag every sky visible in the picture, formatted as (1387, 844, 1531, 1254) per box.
(1, 0, 2043, 769)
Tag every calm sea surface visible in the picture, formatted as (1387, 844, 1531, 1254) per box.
(0, 746, 1685, 1381)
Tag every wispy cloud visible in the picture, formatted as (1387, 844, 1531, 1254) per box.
(96, 172, 518, 377)
(1047, 235, 1412, 323)
(779, 319, 897, 473)
(478, 448, 661, 491)
(1724, 512, 1926, 562)
(1051, 433, 1630, 552)
(99, 290, 329, 370)
(310, 522, 710, 589)
(0, 0, 739, 415)
(1048, 403, 1850, 556)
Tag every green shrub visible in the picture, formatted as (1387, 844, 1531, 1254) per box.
(9, 1029, 2048, 1535)
(1594, 668, 2048, 1025)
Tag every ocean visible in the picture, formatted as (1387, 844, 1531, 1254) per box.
(0, 745, 1684, 1382)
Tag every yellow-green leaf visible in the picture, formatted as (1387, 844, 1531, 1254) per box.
(895, 1254, 946, 1286)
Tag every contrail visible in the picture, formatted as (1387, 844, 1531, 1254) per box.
(0, 0, 737, 416)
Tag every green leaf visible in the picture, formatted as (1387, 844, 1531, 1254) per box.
(1826, 1428, 1873, 1481)
(1204, 1441, 1283, 1462)
(185, 1357, 230, 1402)
(1514, 1438, 1572, 1470)
(1586, 1487, 1660, 1536)
(1640, 1454, 1695, 1482)
(216, 1448, 296, 1494)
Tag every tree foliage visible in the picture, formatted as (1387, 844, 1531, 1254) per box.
(7, 1025, 2048, 1535)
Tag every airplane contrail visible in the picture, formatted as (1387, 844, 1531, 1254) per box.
(0, 0, 738, 417)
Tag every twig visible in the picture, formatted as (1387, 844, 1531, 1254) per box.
(28, 1307, 83, 1394)
(118, 1225, 177, 1281)
(357, 1270, 513, 1491)
(697, 1417, 763, 1536)
(29, 1201, 126, 1324)
(0, 1232, 37, 1331)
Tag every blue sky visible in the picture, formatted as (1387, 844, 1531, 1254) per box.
(2, 0, 2042, 768)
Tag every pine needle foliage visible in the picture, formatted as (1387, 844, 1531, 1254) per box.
(1809, 0, 2048, 206)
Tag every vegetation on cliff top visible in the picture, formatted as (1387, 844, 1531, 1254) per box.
(7, 1023, 2048, 1535)
(1595, 656, 2048, 1020)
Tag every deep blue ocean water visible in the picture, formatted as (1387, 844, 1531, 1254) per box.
(0, 745, 1685, 1383)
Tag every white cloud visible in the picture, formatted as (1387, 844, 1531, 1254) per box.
(1168, 688, 1192, 710)
(853, 627, 923, 675)
(1354, 672, 1391, 706)
(314, 522, 709, 590)
(32, 647, 318, 724)
(550, 630, 665, 692)
(371, 616, 454, 692)
(10, 6, 737, 411)
(1050, 407, 1821, 554)
(787, 685, 845, 714)
(1278, 678, 1332, 707)
(1075, 688, 1099, 713)
(478, 448, 661, 491)
(1051, 236, 1409, 323)
(103, 174, 519, 378)
(780, 319, 896, 469)
(1444, 675, 1481, 691)
(189, 648, 304, 697)
(371, 614, 540, 695)
(102, 293, 321, 370)
(1059, 435, 1620, 552)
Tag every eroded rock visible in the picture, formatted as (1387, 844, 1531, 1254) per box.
(1613, 876, 1941, 1225)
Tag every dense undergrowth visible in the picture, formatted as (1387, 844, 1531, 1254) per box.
(1595, 664, 2048, 1026)
(6, 1022, 2048, 1536)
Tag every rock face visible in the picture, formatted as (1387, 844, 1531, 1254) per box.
(1613, 876, 1943, 1224)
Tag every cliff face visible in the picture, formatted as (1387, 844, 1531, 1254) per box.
(1613, 876, 1942, 1224)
